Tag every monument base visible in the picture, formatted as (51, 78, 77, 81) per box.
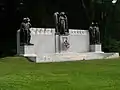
(18, 45, 35, 55)
(17, 28, 119, 63)
(18, 44, 119, 63)
(90, 44, 103, 53)
(24, 52, 119, 63)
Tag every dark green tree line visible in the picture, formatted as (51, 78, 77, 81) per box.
(0, 0, 120, 56)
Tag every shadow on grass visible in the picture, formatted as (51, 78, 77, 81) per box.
(25, 57, 35, 62)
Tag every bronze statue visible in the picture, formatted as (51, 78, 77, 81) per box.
(53, 12, 69, 35)
(95, 22, 100, 44)
(20, 17, 33, 45)
(89, 22, 100, 44)
(54, 12, 59, 34)
(59, 12, 69, 35)
(89, 22, 95, 44)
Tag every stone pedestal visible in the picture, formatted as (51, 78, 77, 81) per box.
(17, 29, 35, 56)
(90, 44, 103, 53)
(55, 34, 60, 53)
(19, 45, 35, 55)
(17, 30, 20, 55)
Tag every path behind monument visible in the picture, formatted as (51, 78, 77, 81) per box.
(0, 57, 120, 90)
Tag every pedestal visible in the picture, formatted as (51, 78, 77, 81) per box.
(18, 45, 35, 55)
(55, 34, 60, 53)
(90, 44, 103, 53)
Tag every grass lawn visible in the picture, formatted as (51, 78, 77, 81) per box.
(0, 57, 120, 90)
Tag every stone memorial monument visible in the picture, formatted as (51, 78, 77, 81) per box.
(17, 14, 119, 63)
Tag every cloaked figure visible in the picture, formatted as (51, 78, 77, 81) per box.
(94, 22, 100, 44)
(20, 17, 33, 45)
(89, 22, 95, 44)
(54, 12, 59, 34)
(59, 12, 69, 35)
(89, 22, 100, 44)
(53, 12, 69, 35)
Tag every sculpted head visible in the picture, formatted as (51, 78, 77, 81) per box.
(23, 18, 27, 22)
(60, 12, 65, 15)
(26, 17, 30, 22)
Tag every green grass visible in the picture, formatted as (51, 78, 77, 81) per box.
(0, 57, 120, 90)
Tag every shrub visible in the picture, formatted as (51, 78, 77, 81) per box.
(103, 37, 120, 53)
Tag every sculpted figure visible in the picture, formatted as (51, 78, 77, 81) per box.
(59, 12, 69, 35)
(54, 12, 59, 34)
(89, 22, 100, 44)
(89, 22, 95, 44)
(20, 17, 33, 45)
(94, 22, 100, 44)
(54, 12, 69, 35)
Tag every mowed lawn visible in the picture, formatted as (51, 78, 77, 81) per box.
(0, 57, 120, 90)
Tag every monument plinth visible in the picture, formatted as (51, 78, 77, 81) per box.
(55, 33, 60, 53)
(90, 44, 103, 53)
(17, 28, 119, 63)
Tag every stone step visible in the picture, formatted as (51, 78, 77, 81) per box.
(32, 52, 119, 63)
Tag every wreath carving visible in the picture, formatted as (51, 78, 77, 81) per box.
(63, 39, 70, 49)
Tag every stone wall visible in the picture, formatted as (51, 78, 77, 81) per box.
(17, 28, 90, 55)
(30, 28, 56, 55)
(69, 29, 89, 53)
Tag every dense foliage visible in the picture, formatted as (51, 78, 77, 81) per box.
(0, 0, 120, 55)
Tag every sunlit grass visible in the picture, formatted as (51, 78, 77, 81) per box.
(0, 57, 120, 90)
